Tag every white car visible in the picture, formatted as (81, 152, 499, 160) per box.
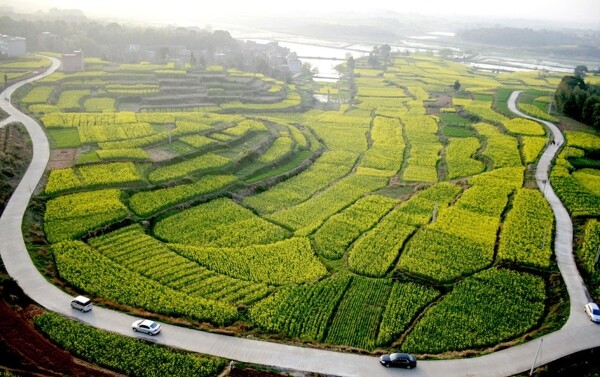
(132, 319, 162, 335)
(585, 302, 600, 323)
(70, 295, 92, 312)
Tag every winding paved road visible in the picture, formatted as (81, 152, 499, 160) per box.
(1, 61, 599, 376)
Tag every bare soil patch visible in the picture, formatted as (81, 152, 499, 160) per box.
(48, 148, 77, 170)
(146, 147, 178, 162)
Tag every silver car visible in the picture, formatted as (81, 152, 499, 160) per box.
(585, 302, 600, 323)
(132, 319, 162, 335)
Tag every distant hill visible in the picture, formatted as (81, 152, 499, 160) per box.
(457, 27, 600, 59)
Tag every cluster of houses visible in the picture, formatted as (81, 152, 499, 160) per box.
(0, 34, 26, 57)
(1, 31, 304, 81)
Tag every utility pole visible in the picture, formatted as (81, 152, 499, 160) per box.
(167, 124, 174, 144)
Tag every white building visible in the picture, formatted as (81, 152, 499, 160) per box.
(0, 35, 27, 57)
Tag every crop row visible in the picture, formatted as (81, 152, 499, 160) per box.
(56, 89, 91, 111)
(154, 197, 288, 247)
(376, 282, 440, 345)
(84, 97, 115, 112)
(148, 153, 230, 184)
(21, 86, 53, 104)
(461, 101, 509, 125)
(517, 103, 558, 122)
(223, 119, 269, 137)
(259, 136, 294, 163)
(309, 122, 369, 153)
(565, 131, 600, 151)
(244, 151, 358, 214)
(45, 162, 144, 195)
(521, 136, 547, 163)
(324, 277, 392, 350)
(402, 114, 440, 182)
(474, 123, 522, 167)
(467, 166, 524, 189)
(79, 122, 156, 143)
(576, 219, 600, 295)
(41, 111, 138, 128)
(445, 137, 485, 179)
(129, 175, 238, 217)
(503, 118, 545, 136)
(398, 182, 511, 282)
(551, 166, 600, 217)
(497, 189, 554, 268)
(52, 240, 237, 324)
(35, 312, 225, 377)
(170, 238, 327, 286)
(267, 174, 387, 235)
(220, 91, 301, 111)
(249, 274, 351, 341)
(179, 135, 220, 149)
(311, 195, 397, 259)
(99, 132, 169, 149)
(96, 148, 149, 161)
(573, 169, 600, 196)
(402, 268, 545, 353)
(28, 104, 59, 113)
(349, 183, 462, 277)
(88, 225, 270, 305)
(358, 116, 405, 176)
(105, 83, 160, 93)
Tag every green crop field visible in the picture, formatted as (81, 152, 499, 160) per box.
(15, 53, 600, 358)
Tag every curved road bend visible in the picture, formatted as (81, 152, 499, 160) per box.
(0, 58, 599, 376)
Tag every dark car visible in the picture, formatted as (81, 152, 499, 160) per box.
(379, 352, 417, 368)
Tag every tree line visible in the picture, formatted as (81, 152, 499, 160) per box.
(554, 66, 600, 129)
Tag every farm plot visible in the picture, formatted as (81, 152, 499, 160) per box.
(51, 240, 237, 325)
(243, 150, 358, 214)
(44, 189, 129, 242)
(474, 122, 522, 167)
(348, 182, 462, 277)
(445, 137, 485, 179)
(45, 162, 144, 195)
(397, 181, 513, 282)
(88, 225, 271, 305)
(266, 174, 388, 235)
(402, 268, 545, 354)
(28, 55, 571, 355)
(311, 195, 398, 259)
(401, 114, 441, 182)
(497, 189, 554, 268)
(357, 116, 405, 176)
(169, 238, 327, 286)
(128, 174, 238, 217)
(154, 197, 288, 247)
(249, 274, 351, 341)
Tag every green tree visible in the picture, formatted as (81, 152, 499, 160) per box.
(453, 80, 461, 93)
(440, 48, 453, 58)
(380, 44, 391, 66)
(582, 95, 600, 126)
(574, 65, 588, 78)
(346, 55, 355, 71)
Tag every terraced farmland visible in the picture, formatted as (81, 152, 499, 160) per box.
(16, 53, 600, 357)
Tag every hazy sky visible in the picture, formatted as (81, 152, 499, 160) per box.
(8, 0, 600, 27)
